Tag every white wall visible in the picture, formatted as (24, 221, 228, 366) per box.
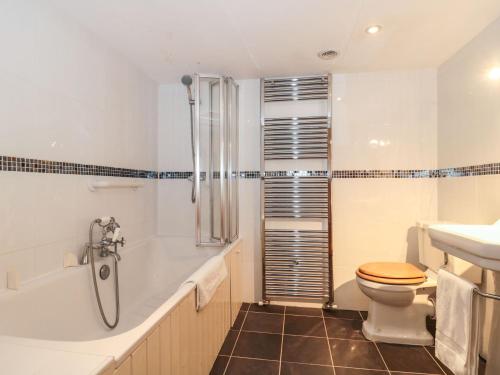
(157, 84, 194, 238)
(157, 70, 438, 307)
(437, 17, 500, 364)
(332, 70, 438, 309)
(0, 1, 158, 290)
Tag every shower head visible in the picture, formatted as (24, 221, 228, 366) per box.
(181, 75, 192, 86)
(181, 75, 194, 103)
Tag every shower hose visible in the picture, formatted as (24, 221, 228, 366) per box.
(88, 220, 120, 329)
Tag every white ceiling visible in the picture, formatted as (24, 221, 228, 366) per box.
(49, 0, 500, 83)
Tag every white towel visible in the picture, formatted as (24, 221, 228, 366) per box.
(181, 255, 228, 311)
(436, 269, 479, 375)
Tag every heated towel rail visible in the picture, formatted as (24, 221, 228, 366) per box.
(260, 74, 334, 308)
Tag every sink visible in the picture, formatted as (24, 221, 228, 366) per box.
(428, 221, 500, 271)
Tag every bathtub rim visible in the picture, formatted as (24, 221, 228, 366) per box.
(0, 237, 242, 368)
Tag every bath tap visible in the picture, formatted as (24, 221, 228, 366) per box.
(102, 236, 125, 261)
(83, 217, 123, 329)
(81, 217, 125, 265)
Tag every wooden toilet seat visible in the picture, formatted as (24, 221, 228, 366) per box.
(356, 262, 426, 285)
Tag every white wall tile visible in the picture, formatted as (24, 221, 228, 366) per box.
(0, 1, 157, 290)
(238, 180, 261, 302)
(157, 180, 195, 237)
(438, 18, 500, 167)
(333, 265, 368, 310)
(437, 17, 500, 363)
(157, 84, 192, 171)
(34, 241, 68, 277)
(332, 70, 438, 170)
(0, 0, 157, 169)
(237, 80, 261, 171)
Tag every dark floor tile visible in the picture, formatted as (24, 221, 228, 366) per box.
(426, 346, 487, 375)
(329, 339, 386, 370)
(282, 335, 332, 365)
(249, 303, 285, 314)
(243, 311, 284, 334)
(240, 302, 250, 311)
(284, 315, 326, 337)
(335, 368, 389, 375)
(281, 362, 334, 375)
(286, 306, 323, 317)
(225, 357, 279, 375)
(232, 331, 282, 360)
(324, 318, 366, 340)
(232, 311, 246, 330)
(210, 356, 229, 375)
(323, 309, 362, 320)
(359, 311, 368, 320)
(219, 330, 239, 355)
(424, 346, 455, 375)
(377, 343, 444, 374)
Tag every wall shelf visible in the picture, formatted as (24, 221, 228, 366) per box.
(88, 180, 144, 192)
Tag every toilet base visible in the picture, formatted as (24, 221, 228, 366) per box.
(362, 294, 435, 346)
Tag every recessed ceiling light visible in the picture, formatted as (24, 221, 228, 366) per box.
(365, 25, 382, 34)
(317, 50, 339, 60)
(488, 67, 500, 81)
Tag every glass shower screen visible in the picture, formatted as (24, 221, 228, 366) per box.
(194, 74, 239, 246)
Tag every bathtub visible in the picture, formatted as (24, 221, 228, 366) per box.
(0, 236, 243, 374)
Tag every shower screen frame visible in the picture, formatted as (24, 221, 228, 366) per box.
(194, 73, 239, 247)
(227, 78, 239, 243)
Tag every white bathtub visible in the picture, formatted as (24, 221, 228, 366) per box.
(0, 236, 240, 374)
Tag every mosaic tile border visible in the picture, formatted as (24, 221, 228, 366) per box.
(334, 164, 500, 178)
(158, 171, 329, 179)
(2, 154, 500, 180)
(162, 164, 500, 179)
(159, 171, 193, 179)
(0, 155, 158, 179)
(332, 169, 440, 179)
(438, 163, 500, 177)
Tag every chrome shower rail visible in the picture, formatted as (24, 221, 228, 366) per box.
(260, 74, 334, 308)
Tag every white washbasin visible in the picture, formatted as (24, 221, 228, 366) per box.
(428, 220, 500, 271)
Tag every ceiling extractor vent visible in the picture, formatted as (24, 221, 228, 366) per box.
(317, 50, 339, 60)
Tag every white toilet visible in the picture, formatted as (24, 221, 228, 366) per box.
(356, 220, 482, 346)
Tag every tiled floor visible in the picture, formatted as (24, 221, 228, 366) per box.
(210, 303, 485, 375)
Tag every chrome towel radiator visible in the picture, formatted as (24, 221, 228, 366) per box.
(260, 74, 334, 309)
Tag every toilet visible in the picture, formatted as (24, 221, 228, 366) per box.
(355, 220, 482, 346)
